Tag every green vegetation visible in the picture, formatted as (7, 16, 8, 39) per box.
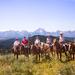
(0, 54, 75, 75)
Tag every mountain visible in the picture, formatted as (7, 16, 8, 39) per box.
(0, 30, 30, 40)
(0, 28, 75, 40)
(31, 28, 48, 36)
(50, 31, 75, 38)
(64, 31, 75, 37)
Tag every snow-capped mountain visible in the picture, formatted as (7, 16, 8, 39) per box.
(31, 28, 49, 36)
(0, 28, 75, 40)
(0, 30, 30, 39)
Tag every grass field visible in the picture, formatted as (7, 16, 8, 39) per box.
(0, 54, 75, 75)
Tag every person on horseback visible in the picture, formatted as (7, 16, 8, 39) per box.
(46, 36, 51, 45)
(59, 32, 64, 45)
(13, 37, 20, 52)
(13, 37, 20, 47)
(34, 36, 40, 46)
(21, 36, 28, 48)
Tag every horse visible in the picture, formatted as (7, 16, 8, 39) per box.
(20, 44, 31, 58)
(31, 43, 41, 61)
(12, 44, 20, 59)
(52, 39, 61, 59)
(40, 42, 51, 59)
(52, 39, 68, 60)
(69, 42, 75, 60)
(12, 43, 31, 59)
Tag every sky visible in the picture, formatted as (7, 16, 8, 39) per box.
(0, 0, 75, 32)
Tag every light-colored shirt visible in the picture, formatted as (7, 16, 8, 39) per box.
(59, 36, 64, 43)
(35, 39, 40, 45)
(46, 38, 51, 44)
(14, 41, 20, 47)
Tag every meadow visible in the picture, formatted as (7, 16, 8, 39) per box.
(0, 53, 75, 75)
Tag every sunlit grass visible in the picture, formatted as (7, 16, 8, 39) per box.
(0, 54, 75, 75)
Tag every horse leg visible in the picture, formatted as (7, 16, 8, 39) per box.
(44, 51, 46, 59)
(51, 51, 54, 57)
(24, 48, 28, 58)
(60, 52, 62, 60)
(48, 52, 50, 58)
(50, 49, 54, 57)
(39, 54, 40, 61)
(64, 51, 68, 60)
(56, 52, 59, 59)
(65, 51, 67, 56)
(40, 51, 43, 57)
(73, 53, 74, 60)
(69, 51, 72, 60)
(54, 50, 56, 57)
(16, 53, 18, 59)
(70, 53, 72, 60)
(29, 48, 31, 55)
(26, 48, 29, 58)
(14, 53, 15, 56)
(36, 54, 38, 60)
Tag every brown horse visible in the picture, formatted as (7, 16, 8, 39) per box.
(40, 42, 50, 58)
(52, 39, 68, 60)
(20, 45, 30, 57)
(12, 44, 31, 59)
(69, 42, 75, 60)
(52, 39, 61, 59)
(31, 44, 41, 61)
(12, 45, 20, 59)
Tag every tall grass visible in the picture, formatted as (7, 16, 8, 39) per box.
(0, 54, 75, 75)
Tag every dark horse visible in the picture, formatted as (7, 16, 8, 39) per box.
(52, 39, 68, 60)
(69, 42, 75, 60)
(12, 45, 20, 59)
(20, 45, 30, 57)
(12, 44, 31, 59)
(31, 44, 41, 61)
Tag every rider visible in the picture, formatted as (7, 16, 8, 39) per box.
(21, 36, 28, 48)
(34, 36, 40, 46)
(46, 36, 51, 45)
(13, 37, 20, 51)
(59, 32, 64, 45)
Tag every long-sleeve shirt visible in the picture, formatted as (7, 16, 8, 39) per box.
(34, 39, 40, 45)
(21, 38, 28, 46)
(46, 38, 51, 44)
(13, 41, 20, 47)
(59, 36, 64, 43)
